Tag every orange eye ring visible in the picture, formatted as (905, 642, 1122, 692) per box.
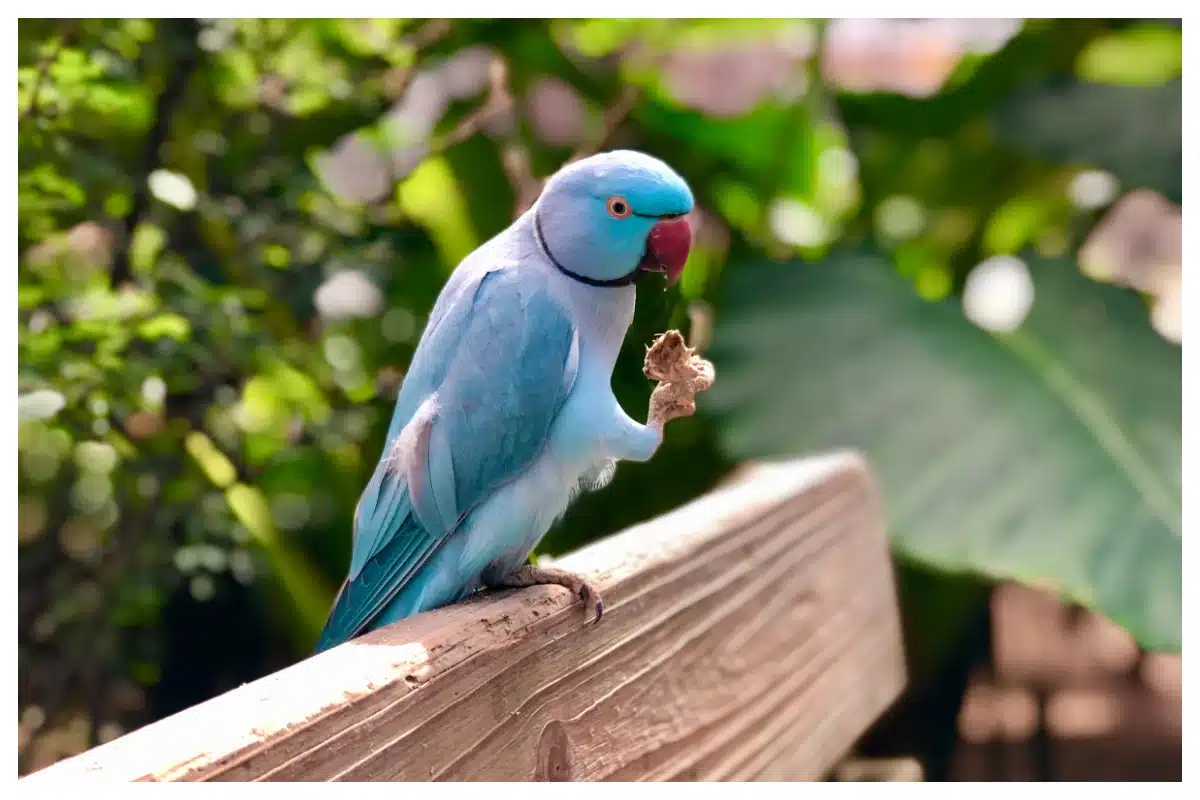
(606, 196, 631, 218)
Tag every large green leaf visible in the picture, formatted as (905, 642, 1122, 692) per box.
(992, 79, 1181, 201)
(704, 251, 1181, 651)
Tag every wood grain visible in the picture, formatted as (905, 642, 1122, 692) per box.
(21, 450, 906, 783)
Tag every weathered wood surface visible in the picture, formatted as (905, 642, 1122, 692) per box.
(22, 451, 906, 783)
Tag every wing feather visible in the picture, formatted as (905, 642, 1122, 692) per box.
(314, 268, 578, 651)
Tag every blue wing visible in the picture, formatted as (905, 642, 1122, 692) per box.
(315, 268, 579, 651)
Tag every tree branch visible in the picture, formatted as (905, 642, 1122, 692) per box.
(109, 19, 202, 287)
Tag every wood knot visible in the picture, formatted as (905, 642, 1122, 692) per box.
(535, 720, 574, 781)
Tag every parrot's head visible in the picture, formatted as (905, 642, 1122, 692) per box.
(534, 150, 694, 287)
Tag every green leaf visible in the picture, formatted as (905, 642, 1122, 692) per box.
(268, 362, 331, 425)
(130, 223, 167, 273)
(396, 156, 478, 270)
(982, 196, 1051, 256)
(1075, 24, 1182, 87)
(639, 101, 814, 193)
(560, 19, 660, 58)
(185, 431, 237, 489)
(705, 250, 1180, 651)
(992, 79, 1181, 201)
(137, 313, 191, 342)
(18, 285, 46, 308)
(226, 483, 332, 640)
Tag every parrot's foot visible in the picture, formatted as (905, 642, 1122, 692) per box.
(486, 565, 604, 623)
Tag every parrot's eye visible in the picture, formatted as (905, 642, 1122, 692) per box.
(606, 196, 631, 219)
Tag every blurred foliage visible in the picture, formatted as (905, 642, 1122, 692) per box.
(707, 251, 1181, 651)
(17, 18, 1180, 773)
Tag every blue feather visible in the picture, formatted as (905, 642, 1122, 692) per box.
(314, 266, 577, 652)
(317, 149, 695, 654)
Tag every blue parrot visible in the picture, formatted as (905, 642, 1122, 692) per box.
(314, 150, 694, 653)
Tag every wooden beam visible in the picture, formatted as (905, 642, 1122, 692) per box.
(21, 451, 906, 783)
(834, 757, 925, 782)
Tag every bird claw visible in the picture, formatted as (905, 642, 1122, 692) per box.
(491, 565, 605, 624)
(579, 580, 604, 624)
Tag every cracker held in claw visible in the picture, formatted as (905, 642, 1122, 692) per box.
(644, 330, 716, 428)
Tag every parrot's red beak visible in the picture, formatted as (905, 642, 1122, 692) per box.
(638, 215, 692, 287)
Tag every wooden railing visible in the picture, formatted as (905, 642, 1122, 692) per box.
(21, 451, 906, 782)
